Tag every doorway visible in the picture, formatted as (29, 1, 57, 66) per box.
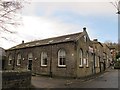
(28, 60, 32, 70)
(28, 53, 33, 70)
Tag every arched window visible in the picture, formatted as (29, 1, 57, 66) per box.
(28, 53, 33, 60)
(28, 53, 33, 70)
(17, 53, 21, 65)
(8, 54, 12, 65)
(41, 52, 47, 66)
(58, 49, 66, 67)
(84, 35, 87, 42)
(79, 49, 83, 67)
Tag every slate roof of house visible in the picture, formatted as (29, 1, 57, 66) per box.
(92, 40, 103, 47)
(8, 32, 83, 50)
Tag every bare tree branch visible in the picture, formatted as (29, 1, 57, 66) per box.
(110, 0, 120, 14)
(110, 2, 118, 9)
(1, 36, 17, 43)
(0, 0, 24, 31)
(0, 25, 16, 34)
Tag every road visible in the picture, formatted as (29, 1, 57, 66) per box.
(70, 69, 119, 88)
(31, 68, 119, 89)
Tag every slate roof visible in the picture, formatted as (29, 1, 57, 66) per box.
(8, 32, 83, 50)
(92, 40, 103, 47)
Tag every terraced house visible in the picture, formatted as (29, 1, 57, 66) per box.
(92, 39, 104, 74)
(102, 44, 112, 69)
(5, 27, 112, 78)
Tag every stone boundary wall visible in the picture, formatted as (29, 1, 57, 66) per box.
(1, 70, 31, 89)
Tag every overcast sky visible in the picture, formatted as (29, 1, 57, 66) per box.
(0, 0, 118, 49)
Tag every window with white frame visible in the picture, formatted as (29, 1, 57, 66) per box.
(17, 53, 21, 65)
(79, 49, 83, 67)
(28, 53, 33, 60)
(58, 49, 66, 67)
(8, 54, 12, 65)
(86, 52, 89, 67)
(84, 35, 87, 42)
(41, 52, 47, 66)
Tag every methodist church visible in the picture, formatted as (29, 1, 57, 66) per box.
(5, 27, 111, 78)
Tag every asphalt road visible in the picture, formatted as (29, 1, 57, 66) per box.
(70, 69, 119, 88)
(31, 68, 119, 88)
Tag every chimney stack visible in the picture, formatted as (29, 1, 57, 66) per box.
(83, 27, 86, 32)
(93, 39, 98, 42)
(22, 40, 24, 44)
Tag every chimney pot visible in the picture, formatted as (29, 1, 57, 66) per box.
(22, 40, 24, 44)
(93, 39, 98, 41)
(83, 27, 86, 31)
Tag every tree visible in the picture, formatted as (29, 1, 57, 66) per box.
(0, 0, 24, 40)
(104, 40, 112, 45)
(116, 52, 120, 59)
(110, 0, 120, 14)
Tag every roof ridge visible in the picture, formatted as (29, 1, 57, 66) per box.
(7, 31, 83, 50)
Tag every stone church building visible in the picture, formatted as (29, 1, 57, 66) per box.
(5, 28, 105, 78)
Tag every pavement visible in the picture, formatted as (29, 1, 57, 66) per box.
(31, 67, 119, 88)
(31, 75, 82, 88)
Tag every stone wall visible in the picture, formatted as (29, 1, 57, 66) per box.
(1, 70, 31, 89)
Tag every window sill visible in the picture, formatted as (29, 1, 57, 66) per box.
(79, 65, 83, 68)
(41, 65, 47, 67)
(58, 65, 66, 68)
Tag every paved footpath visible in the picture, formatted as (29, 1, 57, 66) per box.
(31, 68, 119, 88)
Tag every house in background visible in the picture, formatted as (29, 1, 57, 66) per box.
(102, 44, 112, 69)
(92, 39, 104, 74)
(108, 43, 117, 63)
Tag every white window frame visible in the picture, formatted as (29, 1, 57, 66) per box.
(41, 52, 47, 66)
(17, 53, 21, 66)
(58, 49, 66, 67)
(84, 35, 87, 42)
(79, 49, 83, 67)
(8, 54, 12, 65)
(28, 53, 33, 60)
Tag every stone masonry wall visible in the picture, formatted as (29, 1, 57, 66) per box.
(2, 70, 31, 89)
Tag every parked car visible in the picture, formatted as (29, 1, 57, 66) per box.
(114, 61, 120, 69)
